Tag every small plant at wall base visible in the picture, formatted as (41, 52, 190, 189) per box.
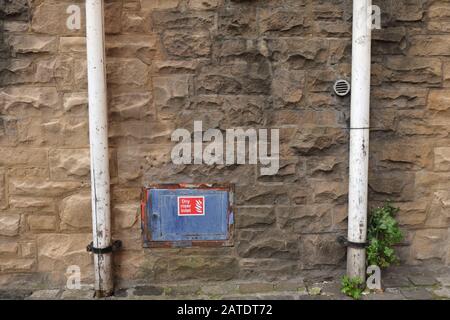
(341, 276, 364, 300)
(367, 202, 403, 268)
(341, 202, 403, 299)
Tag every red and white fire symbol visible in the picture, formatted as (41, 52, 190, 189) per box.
(178, 196, 205, 216)
(194, 199, 203, 213)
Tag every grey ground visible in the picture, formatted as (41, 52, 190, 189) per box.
(1, 265, 449, 300)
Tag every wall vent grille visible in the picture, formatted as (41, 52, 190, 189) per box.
(334, 79, 351, 97)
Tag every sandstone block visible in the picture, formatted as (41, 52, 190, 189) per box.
(28, 215, 56, 232)
(218, 5, 257, 37)
(428, 90, 450, 111)
(314, 21, 351, 37)
(42, 116, 89, 147)
(396, 202, 427, 226)
(153, 75, 191, 119)
(106, 35, 160, 64)
(60, 192, 92, 230)
(113, 203, 139, 230)
(1, 0, 29, 18)
(388, 1, 424, 22)
(409, 36, 450, 56)
(272, 67, 305, 104)
(9, 178, 83, 197)
(192, 95, 269, 128)
(312, 4, 344, 20)
(162, 31, 211, 59)
(299, 233, 345, 267)
(188, 0, 219, 10)
(369, 172, 415, 201)
(257, 158, 299, 183)
(109, 120, 174, 146)
(27, 289, 60, 300)
(110, 91, 153, 120)
(429, 3, 450, 20)
(59, 37, 86, 53)
(107, 58, 149, 87)
(371, 140, 432, 169)
(289, 127, 347, 154)
(142, 161, 256, 187)
(411, 229, 448, 261)
(1, 87, 59, 116)
(32, 2, 85, 36)
(0, 241, 18, 255)
(49, 148, 90, 181)
(55, 56, 76, 91)
(239, 258, 299, 281)
(259, 7, 309, 35)
(415, 172, 450, 195)
(267, 38, 329, 69)
(237, 229, 299, 259)
(20, 242, 36, 258)
(37, 234, 92, 273)
(276, 205, 333, 234)
(157, 255, 239, 282)
(73, 58, 87, 90)
(0, 214, 21, 237)
(3, 21, 29, 32)
(313, 181, 347, 204)
(236, 184, 290, 206)
(428, 3, 450, 32)
(196, 62, 271, 95)
(0, 258, 35, 272)
(140, 0, 180, 10)
(152, 60, 200, 74)
(7, 35, 57, 55)
(9, 197, 55, 212)
(152, 11, 215, 31)
(121, 11, 152, 34)
(434, 147, 450, 171)
(424, 191, 450, 228)
(306, 156, 343, 177)
(0, 169, 5, 209)
(378, 57, 441, 85)
(270, 110, 344, 130)
(104, 2, 123, 34)
(235, 206, 275, 229)
(0, 58, 54, 85)
(114, 251, 145, 280)
(239, 282, 274, 294)
(63, 92, 88, 113)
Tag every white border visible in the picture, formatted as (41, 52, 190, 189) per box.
(177, 196, 205, 216)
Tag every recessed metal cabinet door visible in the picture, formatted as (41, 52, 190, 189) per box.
(149, 189, 230, 242)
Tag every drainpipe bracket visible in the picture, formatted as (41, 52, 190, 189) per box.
(337, 236, 367, 249)
(87, 240, 122, 254)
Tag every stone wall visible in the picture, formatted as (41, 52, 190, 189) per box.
(0, 0, 449, 288)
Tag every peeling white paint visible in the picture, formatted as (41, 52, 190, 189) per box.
(86, 0, 113, 296)
(347, 0, 372, 280)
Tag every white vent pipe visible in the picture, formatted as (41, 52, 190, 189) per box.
(347, 0, 372, 280)
(86, 0, 113, 297)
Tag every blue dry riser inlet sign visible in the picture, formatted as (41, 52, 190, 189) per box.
(148, 189, 231, 241)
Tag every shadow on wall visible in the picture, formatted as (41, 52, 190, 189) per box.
(0, 0, 29, 143)
(1, 0, 31, 81)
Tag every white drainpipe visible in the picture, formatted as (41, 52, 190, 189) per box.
(86, 0, 113, 296)
(347, 0, 372, 280)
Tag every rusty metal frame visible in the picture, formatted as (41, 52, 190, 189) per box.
(141, 183, 235, 248)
